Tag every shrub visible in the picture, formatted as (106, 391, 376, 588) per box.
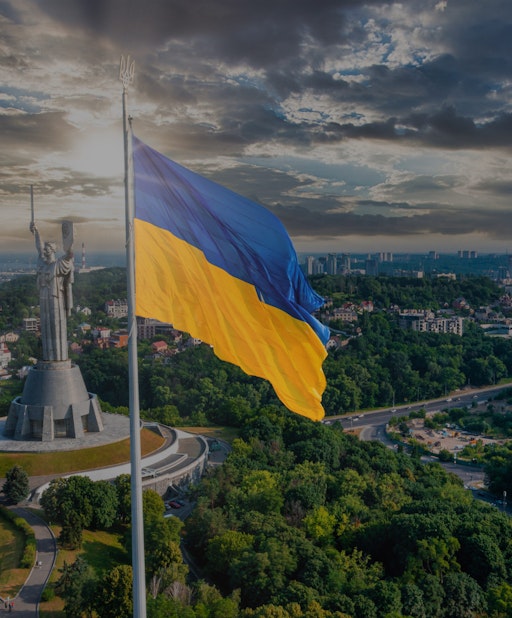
(438, 449, 453, 462)
(0, 506, 36, 568)
(41, 586, 55, 602)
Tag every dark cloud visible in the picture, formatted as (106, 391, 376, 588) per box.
(0, 111, 78, 151)
(38, 0, 367, 66)
(306, 107, 512, 151)
(0, 170, 114, 199)
(34, 0, 512, 155)
(275, 201, 512, 241)
(3, 0, 512, 253)
(472, 179, 512, 196)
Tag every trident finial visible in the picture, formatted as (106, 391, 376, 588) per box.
(120, 55, 135, 90)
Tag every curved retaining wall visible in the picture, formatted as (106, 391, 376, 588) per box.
(32, 426, 209, 502)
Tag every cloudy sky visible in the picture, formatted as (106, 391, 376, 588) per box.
(2, 0, 512, 258)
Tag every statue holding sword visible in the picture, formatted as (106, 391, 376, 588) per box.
(30, 197, 75, 362)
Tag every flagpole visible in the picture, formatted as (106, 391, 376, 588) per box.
(120, 55, 147, 618)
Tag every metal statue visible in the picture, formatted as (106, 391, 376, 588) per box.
(30, 219, 74, 361)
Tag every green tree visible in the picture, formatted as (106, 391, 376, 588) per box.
(442, 571, 486, 618)
(40, 475, 119, 547)
(55, 557, 97, 618)
(114, 474, 132, 523)
(457, 533, 506, 588)
(2, 465, 29, 503)
(60, 509, 84, 549)
(95, 564, 133, 618)
(207, 530, 255, 578)
(400, 583, 426, 618)
(303, 505, 336, 546)
(86, 479, 118, 529)
(193, 581, 240, 617)
(144, 518, 186, 579)
(234, 470, 284, 515)
(487, 581, 512, 618)
(143, 488, 166, 522)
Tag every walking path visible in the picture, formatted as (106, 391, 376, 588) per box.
(0, 508, 56, 617)
(0, 419, 211, 616)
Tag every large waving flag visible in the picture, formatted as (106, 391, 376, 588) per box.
(132, 135, 329, 420)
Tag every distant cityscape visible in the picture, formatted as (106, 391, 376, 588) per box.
(1, 249, 511, 284)
(299, 250, 512, 282)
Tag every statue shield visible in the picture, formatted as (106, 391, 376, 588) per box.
(62, 221, 74, 253)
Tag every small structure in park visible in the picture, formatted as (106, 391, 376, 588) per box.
(5, 211, 103, 441)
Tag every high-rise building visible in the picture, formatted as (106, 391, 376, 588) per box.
(378, 252, 393, 262)
(458, 250, 478, 258)
(305, 255, 316, 275)
(365, 257, 379, 276)
(327, 253, 337, 275)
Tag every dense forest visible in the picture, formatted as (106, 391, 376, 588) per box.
(311, 273, 502, 310)
(33, 410, 512, 617)
(183, 412, 512, 617)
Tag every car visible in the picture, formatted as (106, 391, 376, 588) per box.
(168, 501, 182, 509)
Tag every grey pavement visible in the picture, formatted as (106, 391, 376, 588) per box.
(0, 508, 56, 618)
(0, 412, 130, 452)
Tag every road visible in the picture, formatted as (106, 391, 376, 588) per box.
(0, 508, 56, 617)
(322, 385, 511, 492)
(324, 384, 508, 432)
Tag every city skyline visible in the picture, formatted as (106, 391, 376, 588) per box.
(2, 0, 512, 256)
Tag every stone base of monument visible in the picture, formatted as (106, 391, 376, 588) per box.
(5, 360, 104, 441)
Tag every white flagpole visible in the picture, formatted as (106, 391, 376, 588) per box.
(30, 185, 34, 225)
(120, 55, 147, 618)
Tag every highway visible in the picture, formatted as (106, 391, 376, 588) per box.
(323, 384, 508, 431)
(322, 385, 512, 496)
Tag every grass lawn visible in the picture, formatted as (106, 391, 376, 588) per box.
(39, 525, 128, 617)
(0, 512, 29, 598)
(181, 425, 239, 443)
(0, 427, 164, 477)
(0, 427, 162, 616)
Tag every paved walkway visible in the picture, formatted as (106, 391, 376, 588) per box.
(0, 420, 210, 616)
(0, 412, 130, 452)
(0, 508, 56, 617)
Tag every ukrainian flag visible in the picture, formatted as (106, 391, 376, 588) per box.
(133, 136, 329, 420)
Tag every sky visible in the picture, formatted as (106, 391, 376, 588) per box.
(1, 0, 512, 258)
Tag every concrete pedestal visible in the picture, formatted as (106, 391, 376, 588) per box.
(5, 360, 104, 441)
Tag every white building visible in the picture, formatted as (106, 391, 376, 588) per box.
(0, 342, 11, 368)
(105, 299, 128, 318)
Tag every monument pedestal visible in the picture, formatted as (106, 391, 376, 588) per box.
(5, 360, 104, 441)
